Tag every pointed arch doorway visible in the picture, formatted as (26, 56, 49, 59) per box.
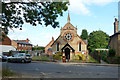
(65, 48, 70, 60)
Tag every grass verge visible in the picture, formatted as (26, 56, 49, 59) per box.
(32, 56, 54, 62)
(2, 68, 15, 78)
(70, 55, 99, 63)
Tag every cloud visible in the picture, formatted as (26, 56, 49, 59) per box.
(69, 0, 119, 15)
(69, 0, 91, 15)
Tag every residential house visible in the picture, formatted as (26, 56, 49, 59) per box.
(12, 38, 32, 51)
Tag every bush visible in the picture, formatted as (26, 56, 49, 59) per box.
(72, 53, 86, 60)
(82, 54, 86, 60)
(53, 52, 62, 60)
(108, 49, 116, 57)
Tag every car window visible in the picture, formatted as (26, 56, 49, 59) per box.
(18, 54, 24, 57)
(14, 54, 18, 57)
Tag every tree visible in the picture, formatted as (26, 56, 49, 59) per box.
(88, 30, 110, 52)
(80, 29, 88, 40)
(1, 0, 69, 34)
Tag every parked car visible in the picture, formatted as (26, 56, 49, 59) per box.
(0, 55, 8, 62)
(7, 53, 32, 63)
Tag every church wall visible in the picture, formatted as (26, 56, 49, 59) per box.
(52, 35, 87, 54)
(109, 34, 120, 56)
(118, 34, 120, 56)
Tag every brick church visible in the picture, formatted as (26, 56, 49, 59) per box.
(45, 13, 88, 60)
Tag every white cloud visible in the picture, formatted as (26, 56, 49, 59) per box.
(69, 0, 119, 15)
(69, 0, 91, 15)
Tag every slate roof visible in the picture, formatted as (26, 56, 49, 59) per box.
(14, 40, 32, 45)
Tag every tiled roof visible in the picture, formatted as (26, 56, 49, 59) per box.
(14, 40, 32, 45)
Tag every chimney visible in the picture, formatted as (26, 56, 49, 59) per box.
(52, 37, 54, 41)
(26, 38, 29, 42)
(114, 18, 119, 34)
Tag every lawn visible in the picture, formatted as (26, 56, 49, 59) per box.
(32, 56, 54, 62)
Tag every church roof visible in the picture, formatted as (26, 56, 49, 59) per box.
(61, 43, 75, 52)
(51, 35, 60, 46)
(77, 35, 87, 45)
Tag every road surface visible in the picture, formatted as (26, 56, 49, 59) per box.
(1, 61, 119, 78)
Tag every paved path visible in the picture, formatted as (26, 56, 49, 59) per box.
(1, 61, 119, 78)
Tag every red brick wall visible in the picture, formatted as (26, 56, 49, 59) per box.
(17, 44, 32, 51)
(0, 32, 11, 45)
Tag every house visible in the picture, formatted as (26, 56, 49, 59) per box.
(0, 28, 16, 55)
(109, 18, 120, 56)
(11, 38, 32, 51)
(45, 13, 88, 60)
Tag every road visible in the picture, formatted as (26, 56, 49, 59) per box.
(1, 61, 119, 78)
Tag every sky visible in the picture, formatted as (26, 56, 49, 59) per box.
(8, 0, 120, 47)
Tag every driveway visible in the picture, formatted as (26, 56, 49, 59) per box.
(1, 61, 119, 78)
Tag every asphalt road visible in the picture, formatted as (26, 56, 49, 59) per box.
(1, 61, 119, 78)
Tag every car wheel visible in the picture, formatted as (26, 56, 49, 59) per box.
(21, 59, 25, 63)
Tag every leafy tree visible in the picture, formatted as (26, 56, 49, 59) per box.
(32, 47, 45, 51)
(80, 29, 88, 40)
(1, 0, 69, 34)
(88, 30, 110, 52)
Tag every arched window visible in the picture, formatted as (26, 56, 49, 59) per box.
(57, 43, 59, 51)
(79, 42, 81, 51)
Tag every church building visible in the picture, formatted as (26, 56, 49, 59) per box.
(45, 13, 88, 60)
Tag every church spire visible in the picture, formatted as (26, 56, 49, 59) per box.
(67, 11, 70, 23)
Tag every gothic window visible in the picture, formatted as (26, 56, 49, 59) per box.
(67, 26, 71, 29)
(64, 33, 72, 41)
(79, 42, 81, 51)
(57, 43, 59, 51)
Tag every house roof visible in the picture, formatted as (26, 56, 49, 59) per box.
(14, 40, 32, 45)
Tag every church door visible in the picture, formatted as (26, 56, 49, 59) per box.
(65, 48, 70, 60)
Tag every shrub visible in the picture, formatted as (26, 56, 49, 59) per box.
(72, 53, 86, 60)
(82, 54, 86, 60)
(108, 49, 116, 57)
(53, 52, 62, 60)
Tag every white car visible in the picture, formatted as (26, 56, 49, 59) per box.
(7, 53, 32, 63)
